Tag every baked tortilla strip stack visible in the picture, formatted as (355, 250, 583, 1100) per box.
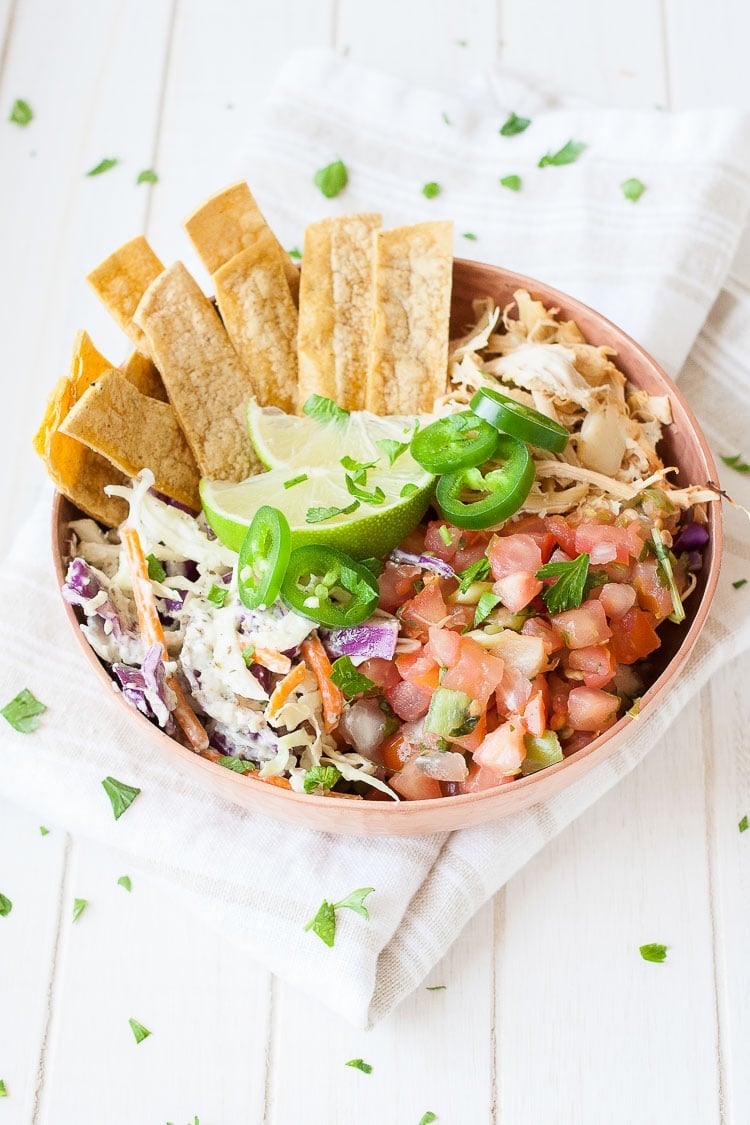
(212, 229, 299, 413)
(33, 331, 129, 527)
(120, 351, 169, 402)
(297, 213, 382, 412)
(366, 221, 454, 415)
(60, 369, 201, 511)
(133, 262, 260, 481)
(86, 236, 166, 357)
(184, 181, 300, 304)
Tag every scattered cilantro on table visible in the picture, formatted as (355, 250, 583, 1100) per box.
(721, 452, 750, 473)
(739, 815, 748, 833)
(72, 898, 88, 923)
(86, 157, 118, 176)
(538, 139, 587, 168)
(422, 181, 441, 199)
(2, 687, 46, 732)
(499, 174, 522, 192)
(305, 887, 374, 947)
(129, 1018, 152, 1044)
(117, 875, 132, 892)
(102, 776, 141, 820)
(639, 943, 668, 963)
(314, 159, 348, 198)
(9, 98, 33, 126)
(136, 169, 158, 184)
(0, 893, 12, 917)
(345, 1058, 373, 1074)
(499, 111, 531, 136)
(621, 177, 646, 202)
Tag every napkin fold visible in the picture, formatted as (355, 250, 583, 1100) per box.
(3, 49, 750, 1029)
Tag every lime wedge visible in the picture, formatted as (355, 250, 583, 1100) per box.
(201, 463, 434, 557)
(247, 401, 419, 470)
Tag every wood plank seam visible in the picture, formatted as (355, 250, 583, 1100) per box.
(262, 973, 277, 1124)
(0, 0, 19, 85)
(143, 0, 179, 235)
(491, 890, 502, 1125)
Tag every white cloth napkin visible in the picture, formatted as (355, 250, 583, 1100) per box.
(3, 49, 750, 1029)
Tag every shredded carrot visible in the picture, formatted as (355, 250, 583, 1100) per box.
(241, 643, 291, 675)
(301, 634, 343, 733)
(267, 661, 307, 718)
(120, 524, 209, 752)
(259, 775, 292, 790)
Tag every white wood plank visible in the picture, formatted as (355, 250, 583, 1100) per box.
(0, 0, 174, 535)
(501, 0, 668, 109)
(34, 838, 273, 1125)
(337, 0, 499, 95)
(267, 902, 495, 1124)
(146, 0, 335, 289)
(0, 800, 68, 1124)
(496, 700, 721, 1124)
(0, 0, 16, 73)
(664, 0, 750, 110)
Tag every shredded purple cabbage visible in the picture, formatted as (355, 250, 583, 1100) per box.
(674, 522, 709, 552)
(62, 559, 122, 637)
(149, 487, 199, 516)
(165, 559, 199, 583)
(113, 643, 174, 729)
(208, 719, 278, 760)
(390, 548, 455, 579)
(248, 662, 274, 695)
(686, 550, 703, 572)
(320, 618, 399, 666)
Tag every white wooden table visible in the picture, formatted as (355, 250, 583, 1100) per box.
(2, 2, 749, 1122)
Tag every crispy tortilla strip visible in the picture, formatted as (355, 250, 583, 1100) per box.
(133, 262, 259, 481)
(213, 233, 299, 413)
(184, 181, 299, 303)
(60, 369, 201, 511)
(86, 236, 165, 354)
(366, 221, 453, 415)
(33, 331, 127, 527)
(120, 351, 169, 402)
(297, 213, 382, 412)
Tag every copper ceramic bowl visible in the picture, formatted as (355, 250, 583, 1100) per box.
(52, 260, 723, 836)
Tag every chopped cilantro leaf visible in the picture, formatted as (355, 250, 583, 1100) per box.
(441, 111, 451, 125)
(376, 438, 409, 466)
(341, 455, 377, 477)
(499, 111, 531, 136)
(39, 826, 50, 836)
(288, 246, 302, 260)
(117, 875, 132, 892)
(721, 452, 750, 473)
(536, 553, 590, 613)
(455, 38, 468, 46)
(217, 756, 257, 774)
(0, 1079, 6, 1096)
(306, 500, 360, 524)
(462, 231, 478, 241)
(422, 181, 441, 199)
(651, 528, 685, 624)
(207, 584, 228, 607)
(400, 483, 418, 498)
(2, 687, 47, 733)
(621, 177, 646, 202)
(242, 646, 255, 665)
(9, 98, 33, 126)
(314, 159, 348, 198)
(283, 473, 308, 490)
(86, 157, 118, 176)
(346, 1058, 373, 1074)
(334, 886, 374, 918)
(438, 524, 452, 546)
(419, 1114, 438, 1125)
(499, 174, 522, 191)
(102, 776, 141, 820)
(457, 556, 491, 593)
(733, 579, 747, 589)
(330, 656, 375, 698)
(72, 898, 88, 923)
(303, 394, 350, 425)
(474, 592, 501, 627)
(426, 985, 446, 991)
(304, 887, 374, 946)
(304, 765, 342, 794)
(538, 139, 587, 168)
(739, 814, 748, 833)
(136, 169, 158, 184)
(639, 943, 668, 963)
(0, 893, 12, 917)
(128, 1018, 151, 1044)
(146, 553, 166, 582)
(345, 474, 385, 504)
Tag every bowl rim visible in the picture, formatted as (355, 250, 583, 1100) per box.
(52, 259, 723, 822)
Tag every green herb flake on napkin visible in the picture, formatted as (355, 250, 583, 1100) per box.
(128, 1018, 152, 1044)
(0, 1079, 7, 1097)
(345, 1058, 373, 1074)
(314, 159, 348, 198)
(422, 181, 441, 199)
(305, 887, 374, 947)
(419, 1113, 438, 1124)
(117, 875, 132, 892)
(86, 157, 119, 177)
(2, 687, 46, 733)
(739, 814, 748, 833)
(0, 893, 12, 917)
(102, 776, 141, 820)
(39, 826, 50, 836)
(9, 98, 33, 126)
(721, 452, 750, 473)
(621, 177, 646, 202)
(288, 246, 302, 260)
(499, 111, 531, 136)
(499, 174, 522, 192)
(639, 942, 668, 963)
(538, 139, 587, 168)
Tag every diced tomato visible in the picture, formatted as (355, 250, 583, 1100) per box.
(441, 636, 505, 708)
(496, 664, 533, 717)
(378, 562, 421, 612)
(358, 657, 401, 692)
(381, 731, 412, 771)
(609, 607, 661, 664)
(451, 710, 488, 752)
(489, 533, 543, 580)
(552, 599, 612, 649)
(521, 616, 565, 654)
(574, 520, 644, 565)
(568, 644, 615, 689)
(567, 686, 619, 731)
(548, 673, 571, 718)
(384, 679, 432, 721)
(453, 534, 492, 573)
(399, 580, 449, 639)
(395, 647, 441, 689)
(445, 604, 476, 632)
(562, 731, 596, 756)
(493, 572, 544, 613)
(545, 515, 578, 556)
(523, 690, 547, 736)
(504, 516, 557, 559)
(473, 719, 527, 777)
(423, 521, 462, 561)
(631, 558, 673, 620)
(390, 755, 443, 800)
(599, 582, 637, 619)
(425, 625, 461, 668)
(458, 760, 506, 793)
